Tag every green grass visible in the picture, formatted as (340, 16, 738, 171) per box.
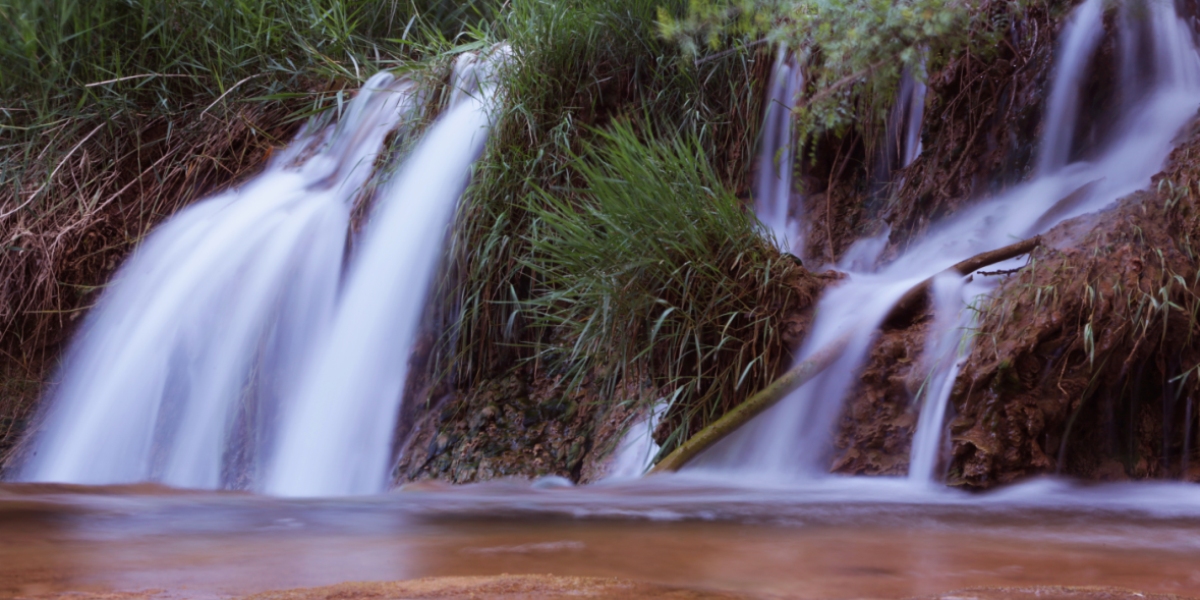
(523, 123, 806, 454)
(0, 0, 495, 115)
(434, 0, 768, 392)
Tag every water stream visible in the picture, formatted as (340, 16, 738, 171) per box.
(264, 52, 503, 497)
(1038, 0, 1106, 175)
(754, 48, 807, 258)
(6, 478, 1200, 598)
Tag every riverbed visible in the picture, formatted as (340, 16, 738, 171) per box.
(3, 475, 1200, 598)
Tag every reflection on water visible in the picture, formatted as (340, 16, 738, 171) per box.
(3, 476, 1200, 598)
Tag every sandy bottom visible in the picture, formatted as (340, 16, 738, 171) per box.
(12, 578, 1199, 600)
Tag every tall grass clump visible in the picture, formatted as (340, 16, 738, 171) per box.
(525, 124, 810, 455)
(437, 0, 768, 388)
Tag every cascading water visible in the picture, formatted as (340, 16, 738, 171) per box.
(898, 65, 928, 169)
(754, 49, 806, 257)
(605, 403, 667, 480)
(880, 64, 929, 181)
(18, 73, 417, 487)
(1037, 0, 1106, 174)
(264, 50, 505, 497)
(907, 273, 968, 484)
(692, 0, 1200, 484)
(18, 47, 505, 495)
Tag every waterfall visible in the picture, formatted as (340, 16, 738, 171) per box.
(605, 404, 667, 480)
(264, 50, 504, 497)
(1037, 0, 1106, 175)
(899, 65, 928, 169)
(18, 47, 505, 495)
(692, 0, 1200, 483)
(754, 49, 806, 258)
(18, 73, 417, 487)
(907, 273, 967, 483)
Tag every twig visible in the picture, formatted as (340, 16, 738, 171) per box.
(649, 332, 852, 473)
(84, 73, 192, 87)
(694, 39, 770, 66)
(202, 73, 266, 115)
(885, 235, 1043, 328)
(978, 267, 1024, 277)
(0, 123, 105, 222)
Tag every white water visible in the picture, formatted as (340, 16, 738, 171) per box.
(899, 65, 928, 169)
(19, 73, 417, 487)
(754, 49, 806, 257)
(605, 404, 667, 480)
(694, 0, 1200, 484)
(20, 48, 506, 495)
(264, 51, 504, 497)
(907, 273, 968, 484)
(1038, 0, 1106, 174)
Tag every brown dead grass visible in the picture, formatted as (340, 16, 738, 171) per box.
(0, 102, 301, 471)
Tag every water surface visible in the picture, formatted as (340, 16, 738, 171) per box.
(4, 477, 1199, 598)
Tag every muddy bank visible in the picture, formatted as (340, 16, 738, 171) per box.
(240, 575, 747, 600)
(17, 580, 1195, 600)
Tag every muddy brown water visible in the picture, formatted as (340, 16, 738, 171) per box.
(3, 476, 1200, 599)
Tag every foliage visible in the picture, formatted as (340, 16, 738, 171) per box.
(0, 0, 495, 127)
(658, 0, 1022, 145)
(524, 123, 806, 455)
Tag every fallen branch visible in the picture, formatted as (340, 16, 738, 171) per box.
(884, 235, 1042, 328)
(649, 235, 1043, 473)
(648, 332, 851, 474)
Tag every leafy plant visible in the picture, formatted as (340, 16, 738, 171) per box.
(658, 0, 1023, 145)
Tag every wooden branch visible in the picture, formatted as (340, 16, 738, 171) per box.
(649, 235, 1043, 474)
(648, 332, 851, 474)
(884, 235, 1042, 328)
